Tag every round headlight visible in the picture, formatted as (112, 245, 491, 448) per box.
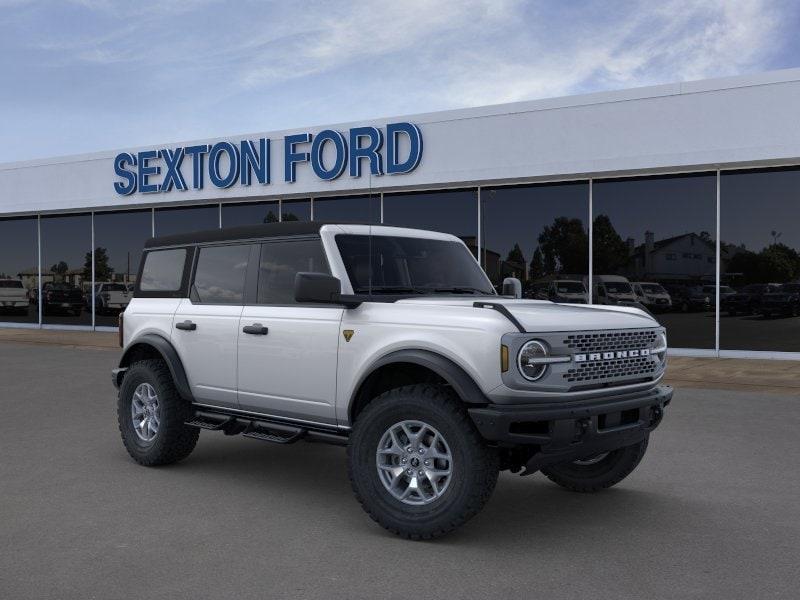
(652, 332, 668, 364)
(518, 340, 549, 381)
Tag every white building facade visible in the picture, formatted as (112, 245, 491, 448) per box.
(2, 69, 800, 358)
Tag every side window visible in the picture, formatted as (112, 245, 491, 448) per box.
(192, 244, 250, 304)
(257, 239, 329, 304)
(139, 248, 187, 292)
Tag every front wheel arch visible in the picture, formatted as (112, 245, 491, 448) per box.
(118, 334, 193, 402)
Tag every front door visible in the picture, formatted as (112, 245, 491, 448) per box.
(237, 238, 343, 425)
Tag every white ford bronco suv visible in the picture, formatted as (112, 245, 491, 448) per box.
(113, 222, 671, 539)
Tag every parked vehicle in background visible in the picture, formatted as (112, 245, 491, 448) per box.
(113, 223, 672, 539)
(41, 282, 84, 315)
(723, 283, 781, 316)
(91, 282, 132, 314)
(632, 282, 672, 312)
(667, 285, 712, 313)
(589, 275, 638, 306)
(0, 279, 30, 315)
(716, 285, 736, 304)
(544, 280, 589, 304)
(758, 283, 800, 318)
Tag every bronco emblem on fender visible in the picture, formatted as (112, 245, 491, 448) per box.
(343, 329, 355, 342)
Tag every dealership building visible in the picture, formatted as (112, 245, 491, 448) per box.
(1, 69, 800, 358)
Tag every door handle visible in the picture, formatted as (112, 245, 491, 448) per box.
(175, 320, 197, 331)
(242, 323, 269, 335)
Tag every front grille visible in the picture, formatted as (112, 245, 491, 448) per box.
(562, 329, 659, 353)
(561, 329, 662, 384)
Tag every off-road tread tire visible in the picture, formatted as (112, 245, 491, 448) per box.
(118, 359, 199, 466)
(541, 436, 649, 493)
(347, 384, 499, 540)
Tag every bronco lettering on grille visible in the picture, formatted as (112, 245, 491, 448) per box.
(574, 348, 651, 363)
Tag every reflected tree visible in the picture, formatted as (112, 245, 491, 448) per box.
(537, 216, 589, 275)
(83, 247, 114, 282)
(592, 214, 629, 274)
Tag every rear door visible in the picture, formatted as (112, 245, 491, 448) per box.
(171, 243, 253, 409)
(237, 237, 343, 425)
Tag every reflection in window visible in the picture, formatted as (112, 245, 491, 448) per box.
(258, 239, 328, 304)
(281, 199, 311, 222)
(593, 173, 716, 349)
(155, 205, 219, 236)
(721, 168, 800, 352)
(192, 245, 250, 304)
(222, 201, 279, 227)
(93, 210, 151, 326)
(40, 214, 92, 326)
(313, 195, 380, 223)
(140, 249, 187, 291)
(383, 190, 478, 254)
(481, 183, 589, 299)
(0, 217, 38, 324)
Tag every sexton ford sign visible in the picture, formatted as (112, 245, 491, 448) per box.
(112, 122, 423, 196)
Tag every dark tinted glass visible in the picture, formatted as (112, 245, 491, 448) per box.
(335, 234, 494, 295)
(592, 174, 717, 349)
(155, 205, 218, 236)
(383, 190, 478, 253)
(192, 245, 250, 304)
(481, 182, 589, 298)
(222, 201, 280, 227)
(720, 168, 800, 352)
(257, 239, 328, 304)
(0, 217, 38, 323)
(140, 249, 187, 291)
(313, 195, 380, 223)
(93, 210, 151, 326)
(281, 199, 311, 222)
(40, 213, 92, 325)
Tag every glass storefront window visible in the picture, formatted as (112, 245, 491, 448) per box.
(154, 205, 219, 236)
(313, 195, 380, 223)
(0, 217, 39, 324)
(40, 213, 92, 326)
(481, 183, 589, 297)
(222, 201, 280, 227)
(92, 210, 152, 327)
(720, 167, 800, 352)
(383, 189, 478, 254)
(281, 199, 311, 222)
(592, 173, 717, 349)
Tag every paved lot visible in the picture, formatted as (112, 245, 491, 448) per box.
(1, 342, 799, 600)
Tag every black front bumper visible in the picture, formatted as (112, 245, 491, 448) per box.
(469, 385, 672, 471)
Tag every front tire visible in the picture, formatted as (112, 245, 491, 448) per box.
(540, 437, 649, 493)
(348, 384, 498, 540)
(117, 359, 199, 466)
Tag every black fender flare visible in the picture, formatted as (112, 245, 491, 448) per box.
(350, 349, 489, 419)
(118, 333, 194, 401)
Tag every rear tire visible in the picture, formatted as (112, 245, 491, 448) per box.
(541, 437, 649, 493)
(117, 359, 199, 466)
(348, 384, 498, 540)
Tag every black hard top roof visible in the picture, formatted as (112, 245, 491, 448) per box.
(144, 221, 395, 249)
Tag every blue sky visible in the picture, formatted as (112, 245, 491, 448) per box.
(1, 0, 799, 163)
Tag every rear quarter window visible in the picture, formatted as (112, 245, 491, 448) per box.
(139, 248, 188, 293)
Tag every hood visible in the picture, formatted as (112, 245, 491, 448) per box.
(395, 297, 658, 332)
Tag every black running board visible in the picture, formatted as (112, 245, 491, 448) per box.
(186, 410, 348, 446)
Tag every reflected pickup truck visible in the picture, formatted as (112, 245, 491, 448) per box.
(0, 279, 29, 315)
(112, 223, 672, 539)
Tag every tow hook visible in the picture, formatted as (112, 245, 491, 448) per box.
(650, 406, 663, 427)
(574, 418, 590, 441)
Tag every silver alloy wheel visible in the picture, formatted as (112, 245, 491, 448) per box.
(376, 420, 453, 506)
(131, 382, 161, 442)
(572, 452, 610, 466)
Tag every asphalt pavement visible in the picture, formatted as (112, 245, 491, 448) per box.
(1, 342, 798, 599)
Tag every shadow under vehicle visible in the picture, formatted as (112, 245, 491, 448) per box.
(0, 279, 30, 315)
(758, 283, 800, 318)
(632, 282, 672, 313)
(722, 283, 781, 316)
(666, 285, 711, 313)
(41, 282, 84, 316)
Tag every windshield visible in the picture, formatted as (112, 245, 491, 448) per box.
(556, 282, 584, 293)
(336, 235, 495, 295)
(640, 283, 666, 294)
(0, 280, 23, 288)
(605, 282, 632, 294)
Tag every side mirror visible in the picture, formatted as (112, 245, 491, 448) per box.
(502, 277, 522, 299)
(294, 272, 361, 307)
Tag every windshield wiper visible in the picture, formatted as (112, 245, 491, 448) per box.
(352, 286, 426, 295)
(431, 287, 493, 295)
